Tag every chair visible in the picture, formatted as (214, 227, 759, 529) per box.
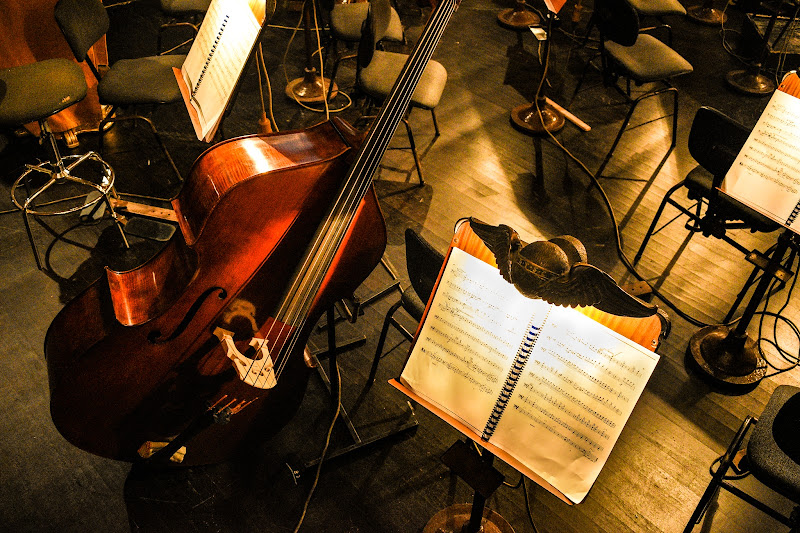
(355, 0, 447, 185)
(368, 228, 444, 384)
(634, 107, 779, 264)
(157, 0, 212, 55)
(324, 0, 405, 102)
(55, 0, 185, 184)
(0, 59, 127, 269)
(627, 0, 686, 45)
(571, 0, 692, 181)
(684, 385, 800, 532)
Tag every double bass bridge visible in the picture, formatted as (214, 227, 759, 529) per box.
(214, 327, 278, 389)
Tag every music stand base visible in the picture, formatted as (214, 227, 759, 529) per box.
(423, 503, 515, 533)
(687, 5, 727, 25)
(511, 101, 565, 134)
(286, 69, 338, 103)
(725, 69, 775, 95)
(689, 325, 767, 385)
(498, 0, 540, 29)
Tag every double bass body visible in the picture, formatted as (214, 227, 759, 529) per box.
(44, 119, 386, 465)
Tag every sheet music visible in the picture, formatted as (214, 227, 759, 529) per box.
(722, 89, 800, 231)
(181, 0, 261, 140)
(489, 304, 659, 503)
(401, 247, 551, 434)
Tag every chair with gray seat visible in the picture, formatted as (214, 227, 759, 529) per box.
(323, 0, 405, 102)
(684, 385, 800, 532)
(355, 0, 447, 185)
(55, 0, 185, 184)
(0, 59, 127, 269)
(634, 106, 779, 266)
(157, 0, 212, 55)
(572, 0, 692, 182)
(369, 228, 444, 385)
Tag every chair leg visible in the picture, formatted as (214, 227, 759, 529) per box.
(595, 85, 679, 180)
(369, 300, 404, 385)
(99, 111, 183, 184)
(402, 117, 425, 186)
(430, 108, 440, 137)
(634, 179, 686, 263)
(683, 416, 756, 533)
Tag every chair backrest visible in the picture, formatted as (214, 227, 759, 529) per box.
(687, 106, 751, 184)
(404, 228, 444, 306)
(54, 0, 109, 64)
(594, 0, 639, 46)
(357, 0, 393, 70)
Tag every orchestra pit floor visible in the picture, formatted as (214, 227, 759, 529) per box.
(1, 0, 799, 531)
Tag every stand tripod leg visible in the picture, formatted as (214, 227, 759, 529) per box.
(286, 306, 418, 480)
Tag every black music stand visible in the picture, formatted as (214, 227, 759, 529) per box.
(285, 0, 337, 104)
(725, 0, 788, 95)
(509, 10, 566, 201)
(690, 228, 797, 385)
(286, 306, 418, 479)
(687, 0, 728, 25)
(423, 440, 514, 533)
(498, 0, 541, 29)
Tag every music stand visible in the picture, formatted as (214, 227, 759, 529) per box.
(498, 0, 541, 29)
(285, 0, 338, 104)
(686, 0, 727, 25)
(690, 229, 796, 385)
(725, 0, 787, 95)
(422, 440, 514, 533)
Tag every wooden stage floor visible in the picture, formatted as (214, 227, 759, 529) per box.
(1, 0, 799, 531)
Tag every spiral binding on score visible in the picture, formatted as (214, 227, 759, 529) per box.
(480, 315, 546, 441)
(191, 14, 230, 98)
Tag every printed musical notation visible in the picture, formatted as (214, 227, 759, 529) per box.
(400, 246, 660, 503)
(723, 88, 800, 231)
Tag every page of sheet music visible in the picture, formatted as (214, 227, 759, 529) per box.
(181, 0, 260, 139)
(488, 304, 659, 503)
(722, 89, 800, 230)
(400, 247, 552, 434)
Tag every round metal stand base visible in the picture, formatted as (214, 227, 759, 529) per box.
(285, 69, 337, 104)
(689, 325, 767, 386)
(511, 101, 565, 134)
(498, 6, 540, 29)
(725, 69, 775, 95)
(423, 503, 515, 533)
(687, 5, 727, 25)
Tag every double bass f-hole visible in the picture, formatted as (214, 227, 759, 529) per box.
(147, 287, 228, 344)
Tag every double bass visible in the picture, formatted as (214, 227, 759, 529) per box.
(44, 0, 459, 465)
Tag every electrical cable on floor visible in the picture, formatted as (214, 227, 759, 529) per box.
(522, 478, 541, 533)
(292, 358, 342, 533)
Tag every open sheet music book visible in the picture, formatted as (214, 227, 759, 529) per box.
(721, 73, 800, 234)
(392, 241, 660, 504)
(174, 0, 265, 141)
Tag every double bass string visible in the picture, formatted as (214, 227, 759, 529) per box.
(252, 0, 458, 386)
(266, 0, 457, 383)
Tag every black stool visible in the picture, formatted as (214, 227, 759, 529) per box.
(0, 58, 127, 269)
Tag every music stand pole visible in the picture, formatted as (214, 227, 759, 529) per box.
(510, 11, 565, 134)
(286, 0, 338, 103)
(726, 0, 785, 95)
(690, 229, 795, 385)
